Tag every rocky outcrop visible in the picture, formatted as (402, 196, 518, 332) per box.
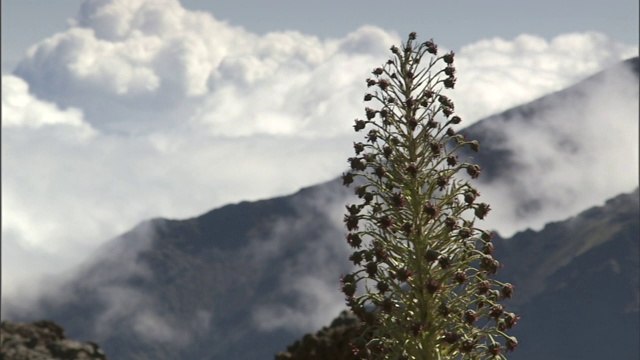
(274, 310, 360, 360)
(0, 320, 108, 360)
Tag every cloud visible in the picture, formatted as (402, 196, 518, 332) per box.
(454, 32, 639, 123)
(476, 60, 639, 236)
(2, 0, 638, 312)
(249, 181, 356, 333)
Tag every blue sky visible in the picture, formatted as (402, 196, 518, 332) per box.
(2, 0, 638, 319)
(3, 0, 638, 71)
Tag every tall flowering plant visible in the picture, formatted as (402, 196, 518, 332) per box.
(340, 33, 519, 359)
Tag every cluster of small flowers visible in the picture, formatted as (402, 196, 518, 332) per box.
(340, 33, 519, 359)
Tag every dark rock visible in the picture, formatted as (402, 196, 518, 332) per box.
(275, 310, 361, 360)
(1, 320, 108, 360)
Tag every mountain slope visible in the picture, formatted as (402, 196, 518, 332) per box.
(494, 188, 640, 359)
(277, 188, 640, 360)
(16, 179, 353, 360)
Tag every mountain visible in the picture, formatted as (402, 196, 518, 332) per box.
(7, 179, 354, 360)
(276, 188, 640, 360)
(3, 58, 638, 359)
(495, 188, 639, 359)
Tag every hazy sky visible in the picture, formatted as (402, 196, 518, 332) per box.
(2, 0, 638, 316)
(3, 0, 638, 71)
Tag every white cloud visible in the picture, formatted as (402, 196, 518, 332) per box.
(2, 0, 638, 314)
(1, 75, 93, 135)
(454, 32, 639, 124)
(476, 60, 639, 236)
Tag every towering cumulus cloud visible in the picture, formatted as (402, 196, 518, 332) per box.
(2, 0, 638, 313)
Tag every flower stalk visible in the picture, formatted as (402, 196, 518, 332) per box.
(341, 33, 519, 359)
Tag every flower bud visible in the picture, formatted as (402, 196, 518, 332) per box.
(506, 336, 518, 352)
(348, 253, 363, 266)
(501, 283, 514, 299)
(466, 164, 482, 179)
(396, 268, 412, 282)
(438, 302, 451, 317)
(444, 216, 457, 229)
(377, 281, 390, 293)
(399, 221, 412, 235)
(443, 51, 455, 64)
(487, 343, 501, 356)
(469, 140, 480, 152)
(444, 76, 456, 89)
(349, 157, 366, 171)
(426, 280, 441, 294)
(353, 119, 366, 131)
(391, 192, 406, 208)
(444, 66, 456, 76)
(365, 107, 377, 120)
(378, 215, 393, 229)
(438, 255, 451, 269)
(383, 146, 393, 159)
(490, 304, 504, 318)
(366, 130, 378, 143)
(436, 175, 449, 190)
(458, 227, 472, 239)
(366, 261, 378, 277)
(504, 312, 520, 329)
(424, 89, 435, 99)
(344, 214, 359, 231)
(454, 271, 468, 284)
(460, 339, 476, 353)
(483, 242, 494, 255)
(423, 202, 440, 219)
(424, 39, 438, 55)
(464, 310, 477, 324)
(429, 142, 442, 155)
(475, 203, 491, 219)
(409, 322, 424, 337)
(405, 163, 418, 176)
(342, 172, 354, 186)
(346, 204, 361, 215)
(477, 280, 490, 295)
(481, 255, 500, 274)
(346, 236, 362, 251)
(378, 79, 390, 90)
(424, 249, 441, 262)
(464, 190, 478, 205)
(363, 192, 374, 204)
(364, 93, 373, 101)
(442, 332, 460, 344)
(374, 245, 388, 262)
(438, 95, 453, 108)
(372, 67, 384, 76)
(341, 282, 356, 297)
(407, 117, 418, 130)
